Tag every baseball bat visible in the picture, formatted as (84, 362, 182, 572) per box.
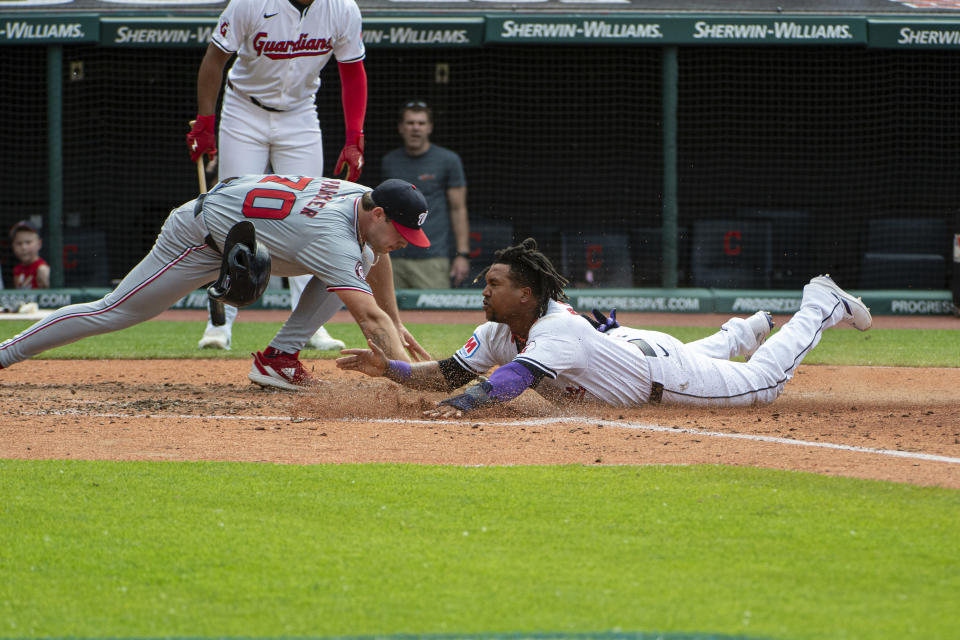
(189, 119, 209, 195)
(191, 119, 226, 326)
(196, 157, 208, 194)
(197, 156, 226, 325)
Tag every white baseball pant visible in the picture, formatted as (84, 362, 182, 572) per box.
(640, 283, 846, 407)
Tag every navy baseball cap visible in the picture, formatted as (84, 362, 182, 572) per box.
(371, 179, 430, 247)
(9, 220, 39, 239)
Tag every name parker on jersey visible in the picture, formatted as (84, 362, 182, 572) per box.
(299, 179, 342, 217)
(252, 31, 333, 58)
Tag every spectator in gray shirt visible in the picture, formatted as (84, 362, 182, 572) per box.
(381, 100, 470, 289)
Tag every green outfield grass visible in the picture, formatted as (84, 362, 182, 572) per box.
(1, 320, 958, 367)
(2, 319, 958, 639)
(1, 461, 957, 640)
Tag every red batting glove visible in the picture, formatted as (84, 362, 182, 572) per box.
(335, 131, 364, 181)
(186, 114, 217, 163)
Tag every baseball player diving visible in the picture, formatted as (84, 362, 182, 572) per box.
(336, 238, 873, 417)
(0, 176, 431, 387)
(186, 0, 367, 352)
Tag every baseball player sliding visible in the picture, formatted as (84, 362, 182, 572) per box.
(0, 177, 431, 387)
(337, 238, 872, 416)
(186, 0, 367, 352)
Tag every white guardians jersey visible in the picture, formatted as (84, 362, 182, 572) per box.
(212, 0, 365, 110)
(451, 300, 656, 406)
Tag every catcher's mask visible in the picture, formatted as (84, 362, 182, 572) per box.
(207, 221, 271, 308)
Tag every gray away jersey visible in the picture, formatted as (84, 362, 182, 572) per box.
(200, 175, 373, 294)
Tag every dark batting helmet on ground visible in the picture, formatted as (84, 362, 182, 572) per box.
(207, 221, 271, 308)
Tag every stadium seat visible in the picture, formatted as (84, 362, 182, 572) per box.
(458, 216, 514, 288)
(866, 217, 949, 255)
(561, 232, 633, 288)
(628, 226, 690, 287)
(740, 209, 811, 288)
(63, 229, 110, 287)
(691, 219, 773, 288)
(859, 217, 949, 289)
(860, 253, 947, 289)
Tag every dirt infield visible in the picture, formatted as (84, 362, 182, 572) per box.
(2, 355, 958, 489)
(3, 309, 958, 487)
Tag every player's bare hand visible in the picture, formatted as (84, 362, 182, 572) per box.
(450, 255, 470, 287)
(423, 403, 463, 419)
(399, 325, 431, 362)
(335, 339, 388, 377)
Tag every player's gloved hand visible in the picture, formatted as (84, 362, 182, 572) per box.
(335, 131, 364, 181)
(582, 308, 619, 333)
(187, 114, 217, 163)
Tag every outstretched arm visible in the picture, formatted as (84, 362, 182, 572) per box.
(424, 361, 538, 419)
(366, 254, 430, 360)
(336, 289, 408, 360)
(336, 339, 472, 391)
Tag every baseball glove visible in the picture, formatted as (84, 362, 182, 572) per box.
(581, 308, 619, 333)
(335, 132, 364, 181)
(187, 114, 217, 163)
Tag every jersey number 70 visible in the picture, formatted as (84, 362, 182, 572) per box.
(241, 176, 314, 220)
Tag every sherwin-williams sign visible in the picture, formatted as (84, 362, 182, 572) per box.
(362, 17, 483, 48)
(0, 15, 99, 43)
(687, 17, 864, 43)
(100, 18, 214, 47)
(12, 14, 960, 49)
(96, 16, 483, 48)
(485, 16, 867, 45)
(490, 16, 670, 43)
(868, 20, 960, 49)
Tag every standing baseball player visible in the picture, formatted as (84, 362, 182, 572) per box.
(0, 176, 431, 388)
(186, 0, 367, 352)
(337, 238, 872, 415)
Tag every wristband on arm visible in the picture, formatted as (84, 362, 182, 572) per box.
(386, 359, 412, 383)
(438, 361, 535, 413)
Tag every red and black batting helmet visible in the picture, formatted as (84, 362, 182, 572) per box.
(207, 221, 271, 308)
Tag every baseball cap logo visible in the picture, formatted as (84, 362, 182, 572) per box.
(418, 212, 428, 227)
